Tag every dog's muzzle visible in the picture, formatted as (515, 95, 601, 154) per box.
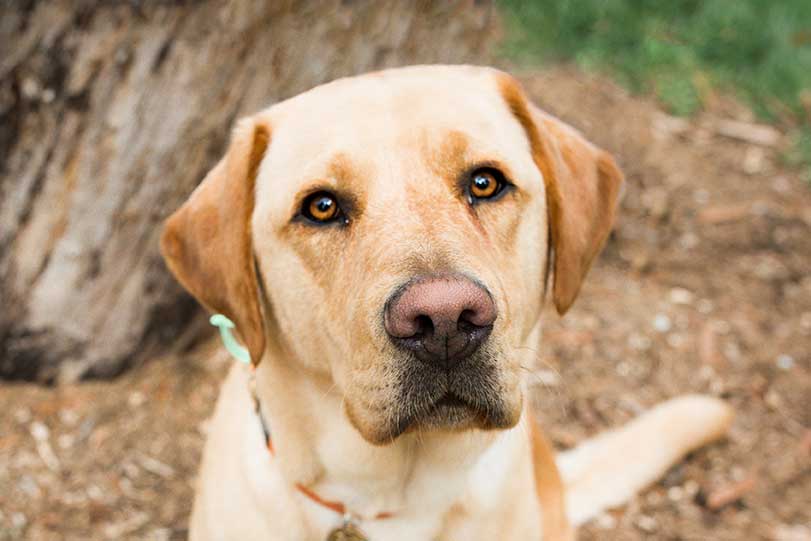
(381, 274, 511, 436)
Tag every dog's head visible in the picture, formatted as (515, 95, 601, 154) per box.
(161, 66, 622, 445)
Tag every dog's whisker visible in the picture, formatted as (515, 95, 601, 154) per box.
(515, 347, 570, 420)
(319, 381, 340, 403)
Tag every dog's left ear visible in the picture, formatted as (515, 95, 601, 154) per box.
(160, 116, 270, 364)
(498, 74, 624, 315)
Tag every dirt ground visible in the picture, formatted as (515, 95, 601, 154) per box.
(1, 67, 810, 540)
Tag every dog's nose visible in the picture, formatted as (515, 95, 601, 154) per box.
(384, 275, 496, 367)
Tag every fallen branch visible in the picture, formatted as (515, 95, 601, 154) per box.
(704, 474, 757, 510)
(714, 119, 781, 147)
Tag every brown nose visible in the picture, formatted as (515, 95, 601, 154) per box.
(384, 275, 497, 368)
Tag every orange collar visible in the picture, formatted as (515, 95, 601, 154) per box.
(251, 373, 395, 522)
(262, 432, 394, 521)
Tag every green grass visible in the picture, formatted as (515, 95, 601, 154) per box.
(498, 0, 811, 176)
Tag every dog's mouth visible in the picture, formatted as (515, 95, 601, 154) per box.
(391, 382, 514, 439)
(434, 393, 469, 409)
(388, 392, 482, 437)
(414, 392, 485, 429)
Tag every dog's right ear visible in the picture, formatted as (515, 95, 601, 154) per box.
(160, 116, 270, 364)
(497, 73, 624, 315)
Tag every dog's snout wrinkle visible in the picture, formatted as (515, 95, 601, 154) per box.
(384, 274, 496, 367)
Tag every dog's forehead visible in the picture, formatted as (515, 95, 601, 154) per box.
(263, 66, 529, 176)
(273, 65, 503, 124)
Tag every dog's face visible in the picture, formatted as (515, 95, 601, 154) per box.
(161, 66, 622, 445)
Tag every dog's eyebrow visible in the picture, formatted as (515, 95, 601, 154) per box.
(327, 151, 362, 186)
(425, 130, 518, 194)
(425, 129, 470, 182)
(293, 151, 366, 198)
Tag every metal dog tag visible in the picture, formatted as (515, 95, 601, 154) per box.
(326, 521, 368, 541)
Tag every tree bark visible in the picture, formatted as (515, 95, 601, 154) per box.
(0, 0, 494, 382)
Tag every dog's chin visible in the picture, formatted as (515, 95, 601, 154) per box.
(347, 392, 522, 446)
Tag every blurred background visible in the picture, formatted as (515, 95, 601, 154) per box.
(1, 1, 809, 539)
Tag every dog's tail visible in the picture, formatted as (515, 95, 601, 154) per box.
(556, 395, 733, 526)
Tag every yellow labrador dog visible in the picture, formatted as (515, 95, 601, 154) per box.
(161, 65, 732, 540)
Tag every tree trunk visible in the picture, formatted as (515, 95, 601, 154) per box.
(0, 0, 494, 382)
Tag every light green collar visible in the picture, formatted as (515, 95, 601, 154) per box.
(210, 314, 251, 365)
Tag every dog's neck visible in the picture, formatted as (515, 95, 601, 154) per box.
(251, 349, 529, 535)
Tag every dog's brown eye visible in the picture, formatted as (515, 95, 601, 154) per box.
(303, 192, 340, 223)
(469, 170, 503, 200)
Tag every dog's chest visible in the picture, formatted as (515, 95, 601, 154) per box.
(302, 424, 537, 540)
